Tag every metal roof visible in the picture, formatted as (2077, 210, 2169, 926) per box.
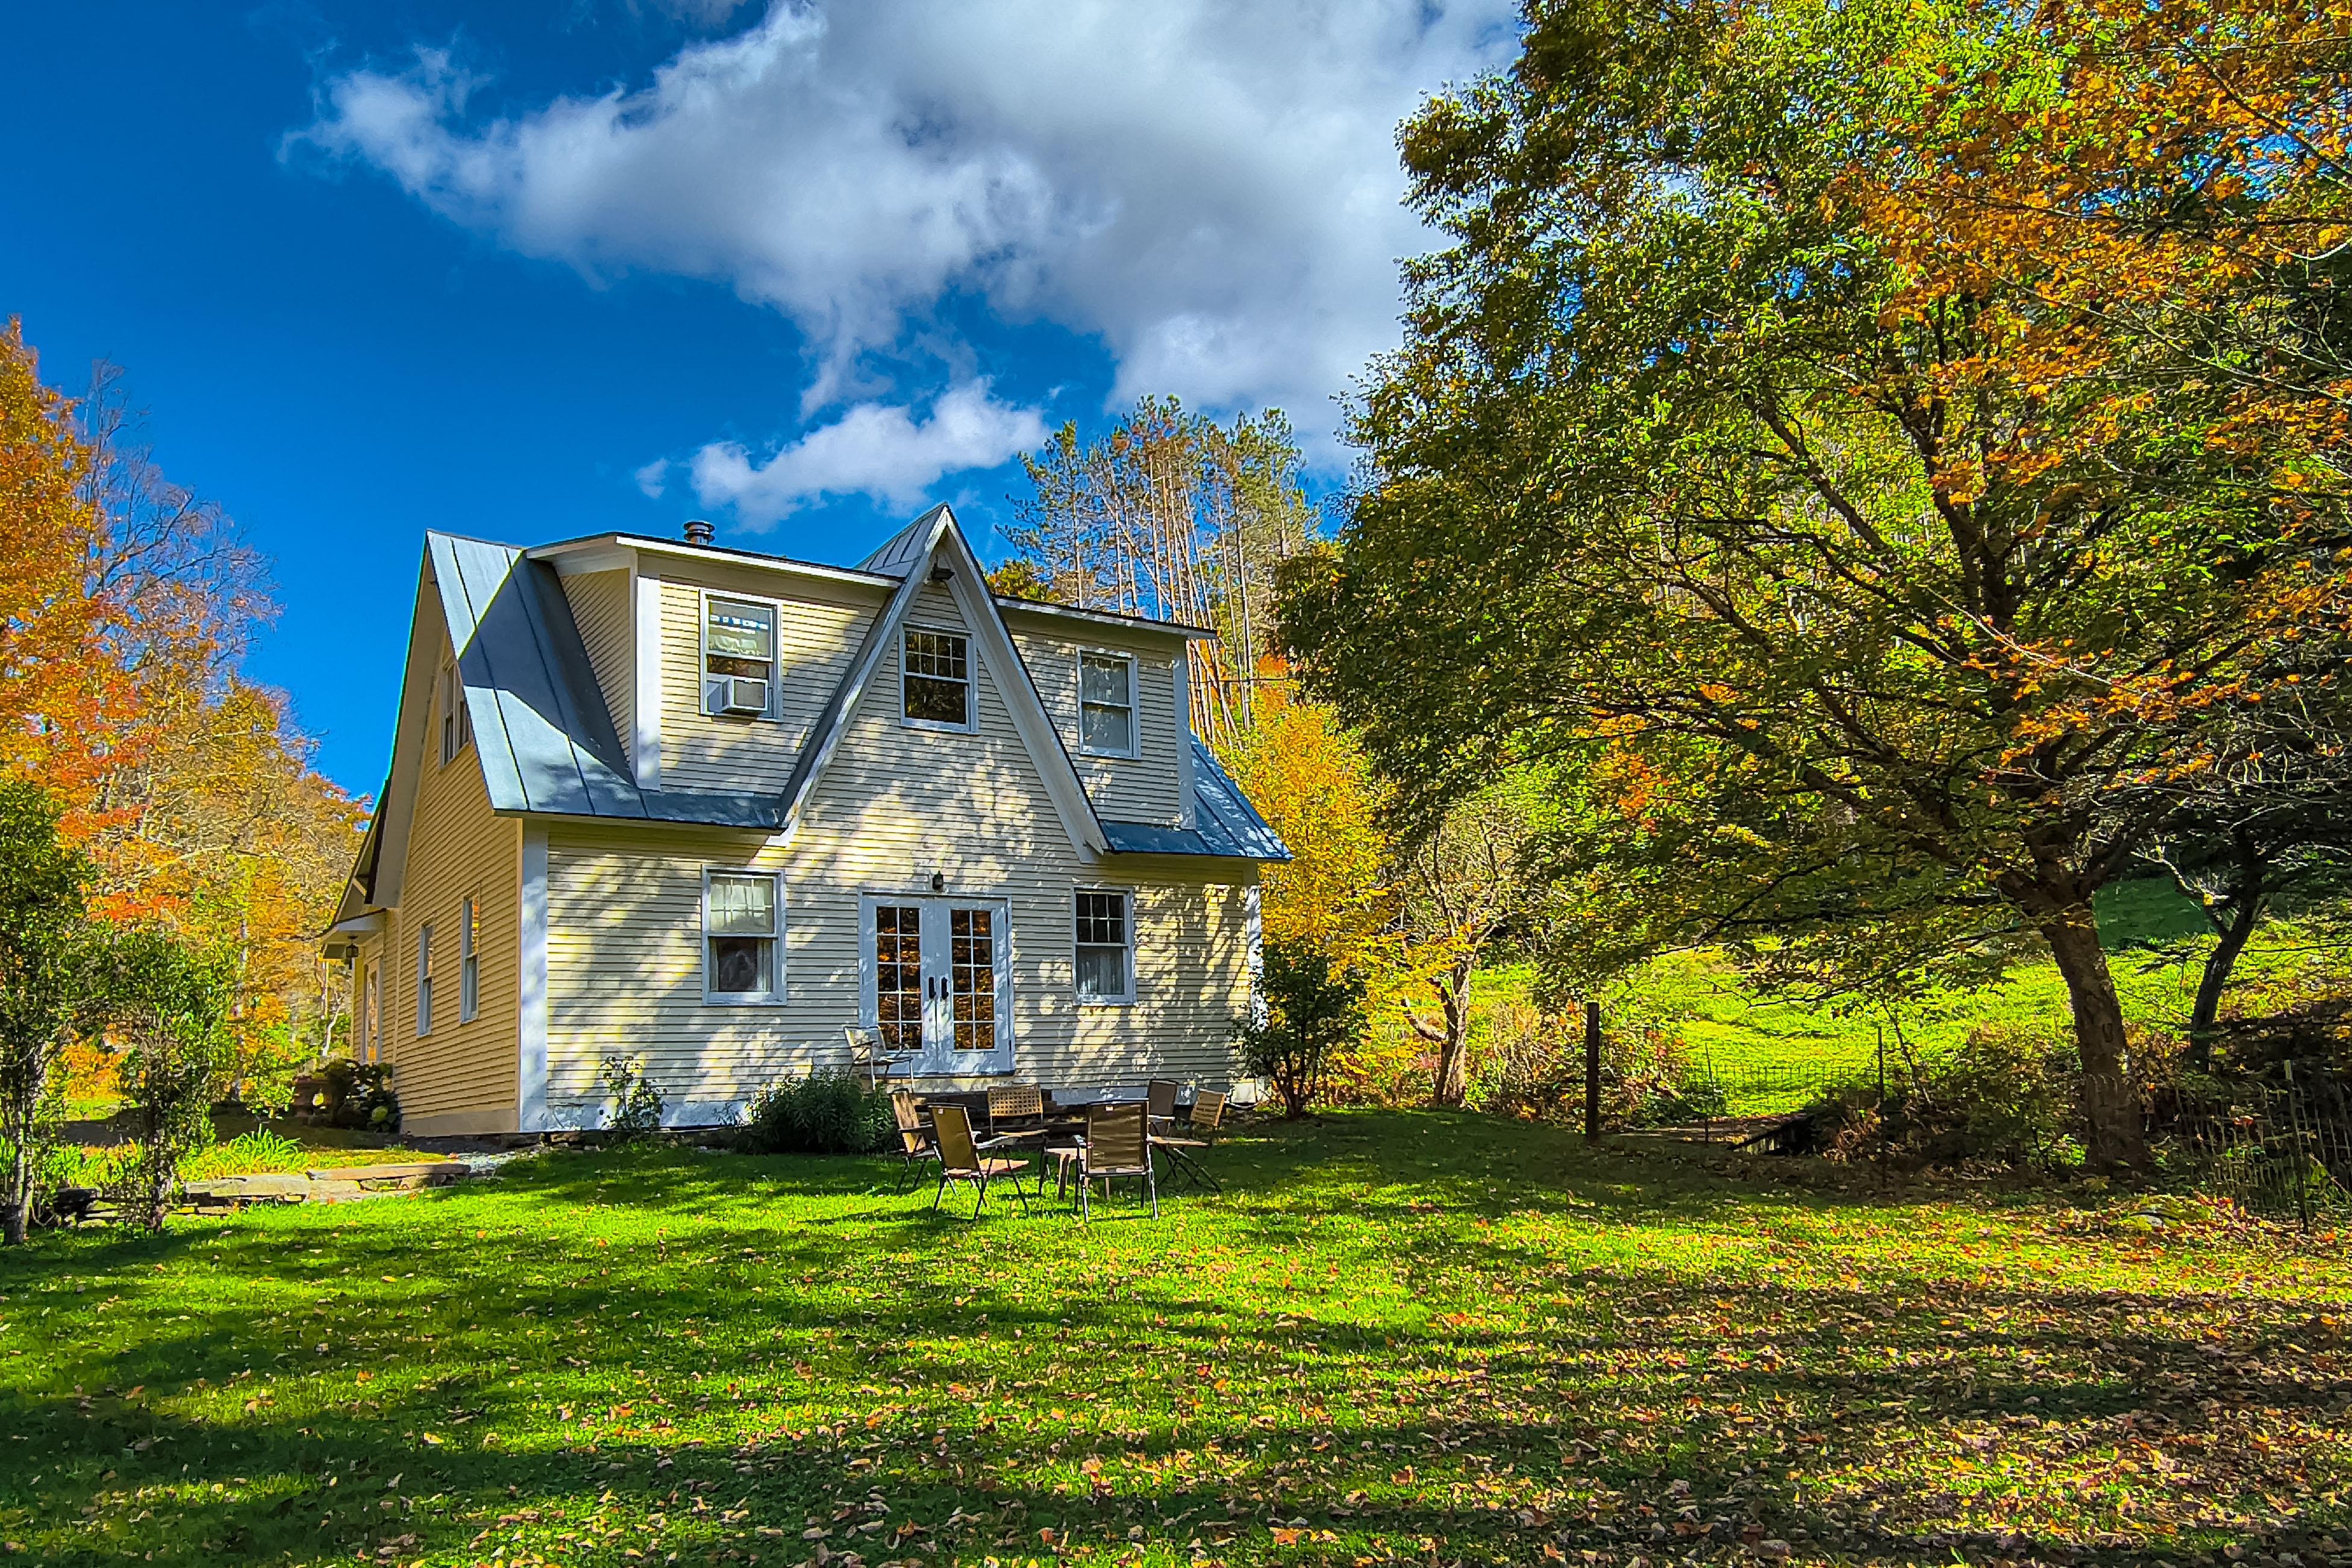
(381, 516, 1286, 861)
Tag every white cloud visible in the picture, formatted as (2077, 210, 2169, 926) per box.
(633, 457, 671, 498)
(293, 0, 1518, 443)
(686, 379, 1046, 525)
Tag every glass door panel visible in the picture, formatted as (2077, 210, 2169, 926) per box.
(949, 908, 996, 1053)
(874, 904, 924, 1054)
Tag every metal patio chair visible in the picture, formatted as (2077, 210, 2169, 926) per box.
(928, 1103, 1032, 1220)
(1152, 1089, 1225, 1193)
(890, 1092, 939, 1191)
(1146, 1078, 1181, 1135)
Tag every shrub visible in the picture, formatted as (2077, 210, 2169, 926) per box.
(1813, 1023, 2081, 1172)
(1235, 940, 1367, 1119)
(601, 1056, 666, 1142)
(739, 1068, 893, 1155)
(1473, 1001, 1716, 1128)
(99, 930, 237, 1232)
(317, 1059, 400, 1131)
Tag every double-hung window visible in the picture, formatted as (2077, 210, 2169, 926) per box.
(415, 925, 435, 1037)
(704, 596, 777, 717)
(901, 629, 972, 729)
(705, 870, 783, 1003)
(438, 660, 471, 764)
(458, 898, 480, 1023)
(1074, 889, 1134, 1004)
(1079, 651, 1137, 757)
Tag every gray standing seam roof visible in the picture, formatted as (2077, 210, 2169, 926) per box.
(418, 526, 1287, 857)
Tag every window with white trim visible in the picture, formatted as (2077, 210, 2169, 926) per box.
(901, 628, 972, 729)
(438, 659, 472, 765)
(704, 596, 778, 717)
(1079, 651, 1137, 757)
(705, 870, 783, 1002)
(458, 898, 480, 1023)
(1075, 889, 1133, 1004)
(415, 924, 435, 1037)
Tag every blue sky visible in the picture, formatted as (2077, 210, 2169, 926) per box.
(2, 1, 1515, 798)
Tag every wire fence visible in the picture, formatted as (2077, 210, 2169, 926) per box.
(2171, 1065, 2352, 1231)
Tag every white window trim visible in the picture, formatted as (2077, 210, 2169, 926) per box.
(414, 924, 435, 1037)
(437, 660, 471, 766)
(1074, 886, 1136, 1007)
(698, 587, 784, 722)
(701, 868, 787, 1007)
(899, 624, 977, 734)
(1076, 647, 1140, 760)
(458, 896, 480, 1023)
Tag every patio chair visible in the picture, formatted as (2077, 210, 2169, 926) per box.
(846, 1025, 916, 1088)
(1074, 1104, 1158, 1221)
(1146, 1078, 1181, 1135)
(890, 1092, 939, 1190)
(987, 1081, 1045, 1130)
(928, 1103, 1032, 1219)
(1151, 1090, 1225, 1193)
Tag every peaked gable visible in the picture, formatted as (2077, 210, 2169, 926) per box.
(780, 505, 1109, 856)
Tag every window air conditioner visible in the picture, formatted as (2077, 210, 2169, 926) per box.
(718, 676, 770, 716)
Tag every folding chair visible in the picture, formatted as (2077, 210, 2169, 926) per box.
(987, 1081, 1045, 1131)
(928, 1104, 1031, 1219)
(1153, 1090, 1225, 1193)
(1075, 1105, 1158, 1220)
(890, 1092, 939, 1190)
(1146, 1078, 1181, 1135)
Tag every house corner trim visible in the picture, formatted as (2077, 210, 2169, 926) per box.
(631, 569, 663, 790)
(516, 826, 550, 1133)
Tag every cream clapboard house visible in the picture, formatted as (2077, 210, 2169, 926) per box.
(324, 505, 1289, 1136)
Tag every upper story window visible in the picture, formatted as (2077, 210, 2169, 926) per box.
(902, 629, 973, 731)
(415, 923, 435, 1037)
(437, 659, 472, 765)
(1079, 651, 1137, 757)
(704, 596, 778, 719)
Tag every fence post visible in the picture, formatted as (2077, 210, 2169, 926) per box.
(2286, 1061, 2314, 1235)
(1583, 1001, 1603, 1143)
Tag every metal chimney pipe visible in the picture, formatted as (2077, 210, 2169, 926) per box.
(683, 519, 715, 547)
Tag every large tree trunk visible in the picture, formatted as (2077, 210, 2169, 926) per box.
(2039, 905, 2148, 1172)
(3, 1137, 28, 1246)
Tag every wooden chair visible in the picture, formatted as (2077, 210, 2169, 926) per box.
(1153, 1090, 1225, 1193)
(890, 1092, 939, 1190)
(1074, 1105, 1157, 1220)
(845, 1025, 916, 1088)
(928, 1103, 1031, 1219)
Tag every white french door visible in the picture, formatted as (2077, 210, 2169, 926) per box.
(860, 895, 1014, 1075)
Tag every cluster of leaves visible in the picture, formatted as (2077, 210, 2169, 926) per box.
(1234, 939, 1369, 1117)
(738, 1068, 893, 1156)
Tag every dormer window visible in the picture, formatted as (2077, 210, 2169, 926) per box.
(1079, 651, 1137, 757)
(704, 596, 777, 719)
(902, 629, 974, 731)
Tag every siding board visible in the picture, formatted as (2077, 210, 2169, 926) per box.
(561, 569, 634, 766)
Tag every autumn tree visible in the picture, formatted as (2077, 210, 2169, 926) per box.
(1006, 399, 1316, 743)
(1397, 775, 1548, 1107)
(1283, 0, 2352, 1169)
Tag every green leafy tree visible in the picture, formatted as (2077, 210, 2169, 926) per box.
(1281, 0, 2352, 1170)
(0, 778, 93, 1245)
(1236, 939, 1369, 1119)
(100, 929, 234, 1232)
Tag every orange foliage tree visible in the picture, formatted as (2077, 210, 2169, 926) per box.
(0, 321, 364, 1102)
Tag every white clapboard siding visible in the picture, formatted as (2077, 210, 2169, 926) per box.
(369, 616, 525, 1134)
(540, 579, 1254, 1122)
(562, 567, 634, 763)
(1010, 626, 1186, 825)
(655, 564, 881, 793)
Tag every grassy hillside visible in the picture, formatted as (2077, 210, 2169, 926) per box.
(1471, 879, 2347, 1107)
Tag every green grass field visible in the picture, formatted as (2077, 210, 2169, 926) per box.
(1471, 881, 2351, 1111)
(4, 1112, 2347, 1567)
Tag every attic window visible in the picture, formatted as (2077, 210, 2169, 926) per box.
(1079, 651, 1136, 757)
(902, 629, 972, 731)
(704, 596, 777, 719)
(438, 659, 472, 766)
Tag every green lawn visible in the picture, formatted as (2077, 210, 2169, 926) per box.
(4, 1112, 2347, 1567)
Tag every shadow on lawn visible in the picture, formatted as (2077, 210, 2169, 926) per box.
(4, 1111, 2348, 1566)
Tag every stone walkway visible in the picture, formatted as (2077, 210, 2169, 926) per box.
(181, 1161, 468, 1210)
